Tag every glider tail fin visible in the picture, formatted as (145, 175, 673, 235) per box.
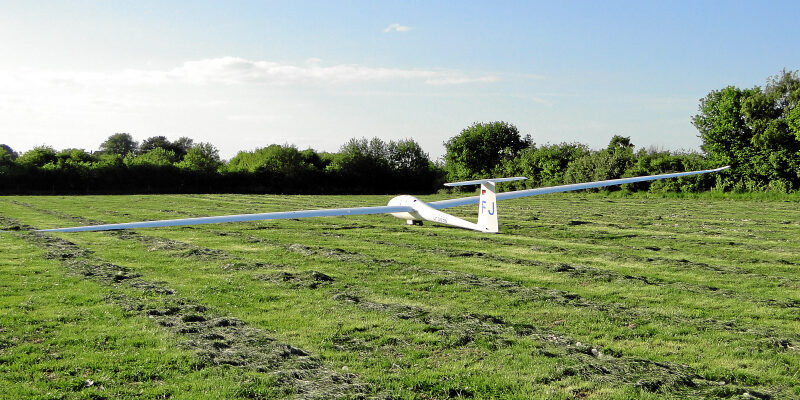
(477, 182, 499, 233)
(444, 176, 525, 234)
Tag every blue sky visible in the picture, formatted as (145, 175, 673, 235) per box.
(2, 1, 799, 160)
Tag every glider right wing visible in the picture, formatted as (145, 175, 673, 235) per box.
(428, 166, 731, 209)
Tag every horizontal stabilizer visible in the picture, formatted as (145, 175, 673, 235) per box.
(444, 176, 527, 187)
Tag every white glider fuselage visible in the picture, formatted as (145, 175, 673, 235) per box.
(387, 177, 505, 233)
(387, 194, 489, 232)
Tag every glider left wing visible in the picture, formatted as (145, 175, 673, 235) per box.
(38, 205, 414, 233)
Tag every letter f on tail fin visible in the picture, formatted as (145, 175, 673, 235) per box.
(478, 182, 499, 233)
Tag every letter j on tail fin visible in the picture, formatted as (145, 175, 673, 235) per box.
(478, 181, 499, 233)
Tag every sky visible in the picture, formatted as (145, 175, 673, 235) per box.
(1, 1, 799, 161)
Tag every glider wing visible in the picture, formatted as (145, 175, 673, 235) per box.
(37, 205, 415, 233)
(428, 166, 730, 209)
(35, 166, 729, 233)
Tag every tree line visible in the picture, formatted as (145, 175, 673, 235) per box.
(2, 70, 798, 195)
(0, 135, 442, 194)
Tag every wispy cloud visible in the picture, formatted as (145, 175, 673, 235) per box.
(383, 23, 412, 33)
(2, 57, 497, 87)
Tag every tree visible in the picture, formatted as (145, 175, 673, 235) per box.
(444, 121, 532, 181)
(95, 153, 124, 168)
(329, 138, 392, 174)
(56, 149, 95, 164)
(564, 136, 635, 185)
(607, 135, 633, 150)
(500, 143, 589, 188)
(139, 136, 172, 154)
(693, 70, 800, 191)
(100, 133, 138, 156)
(325, 138, 394, 192)
(1, 144, 18, 159)
(692, 86, 754, 190)
(387, 139, 432, 174)
(139, 136, 198, 162)
(172, 137, 195, 160)
(17, 146, 58, 168)
(628, 148, 712, 193)
(743, 70, 800, 192)
(125, 148, 176, 167)
(178, 143, 222, 172)
(0, 144, 18, 175)
(227, 144, 313, 174)
(0, 144, 18, 166)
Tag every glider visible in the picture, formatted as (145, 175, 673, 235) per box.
(38, 166, 730, 234)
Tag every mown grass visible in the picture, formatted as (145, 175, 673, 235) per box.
(1, 192, 799, 399)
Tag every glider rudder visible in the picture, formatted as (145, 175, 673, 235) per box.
(444, 177, 526, 233)
(478, 181, 499, 233)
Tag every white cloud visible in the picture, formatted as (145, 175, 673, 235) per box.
(170, 57, 498, 86)
(0, 57, 497, 88)
(0, 58, 508, 157)
(383, 23, 412, 33)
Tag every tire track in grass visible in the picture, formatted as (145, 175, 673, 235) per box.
(0, 215, 380, 400)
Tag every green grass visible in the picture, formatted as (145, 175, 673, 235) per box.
(1, 193, 799, 399)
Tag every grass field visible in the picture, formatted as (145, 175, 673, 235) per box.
(1, 193, 799, 399)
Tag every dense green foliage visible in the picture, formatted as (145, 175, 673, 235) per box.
(2, 194, 799, 398)
(3, 70, 799, 194)
(444, 121, 533, 181)
(692, 70, 800, 192)
(439, 71, 799, 193)
(0, 135, 441, 194)
(99, 133, 138, 156)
